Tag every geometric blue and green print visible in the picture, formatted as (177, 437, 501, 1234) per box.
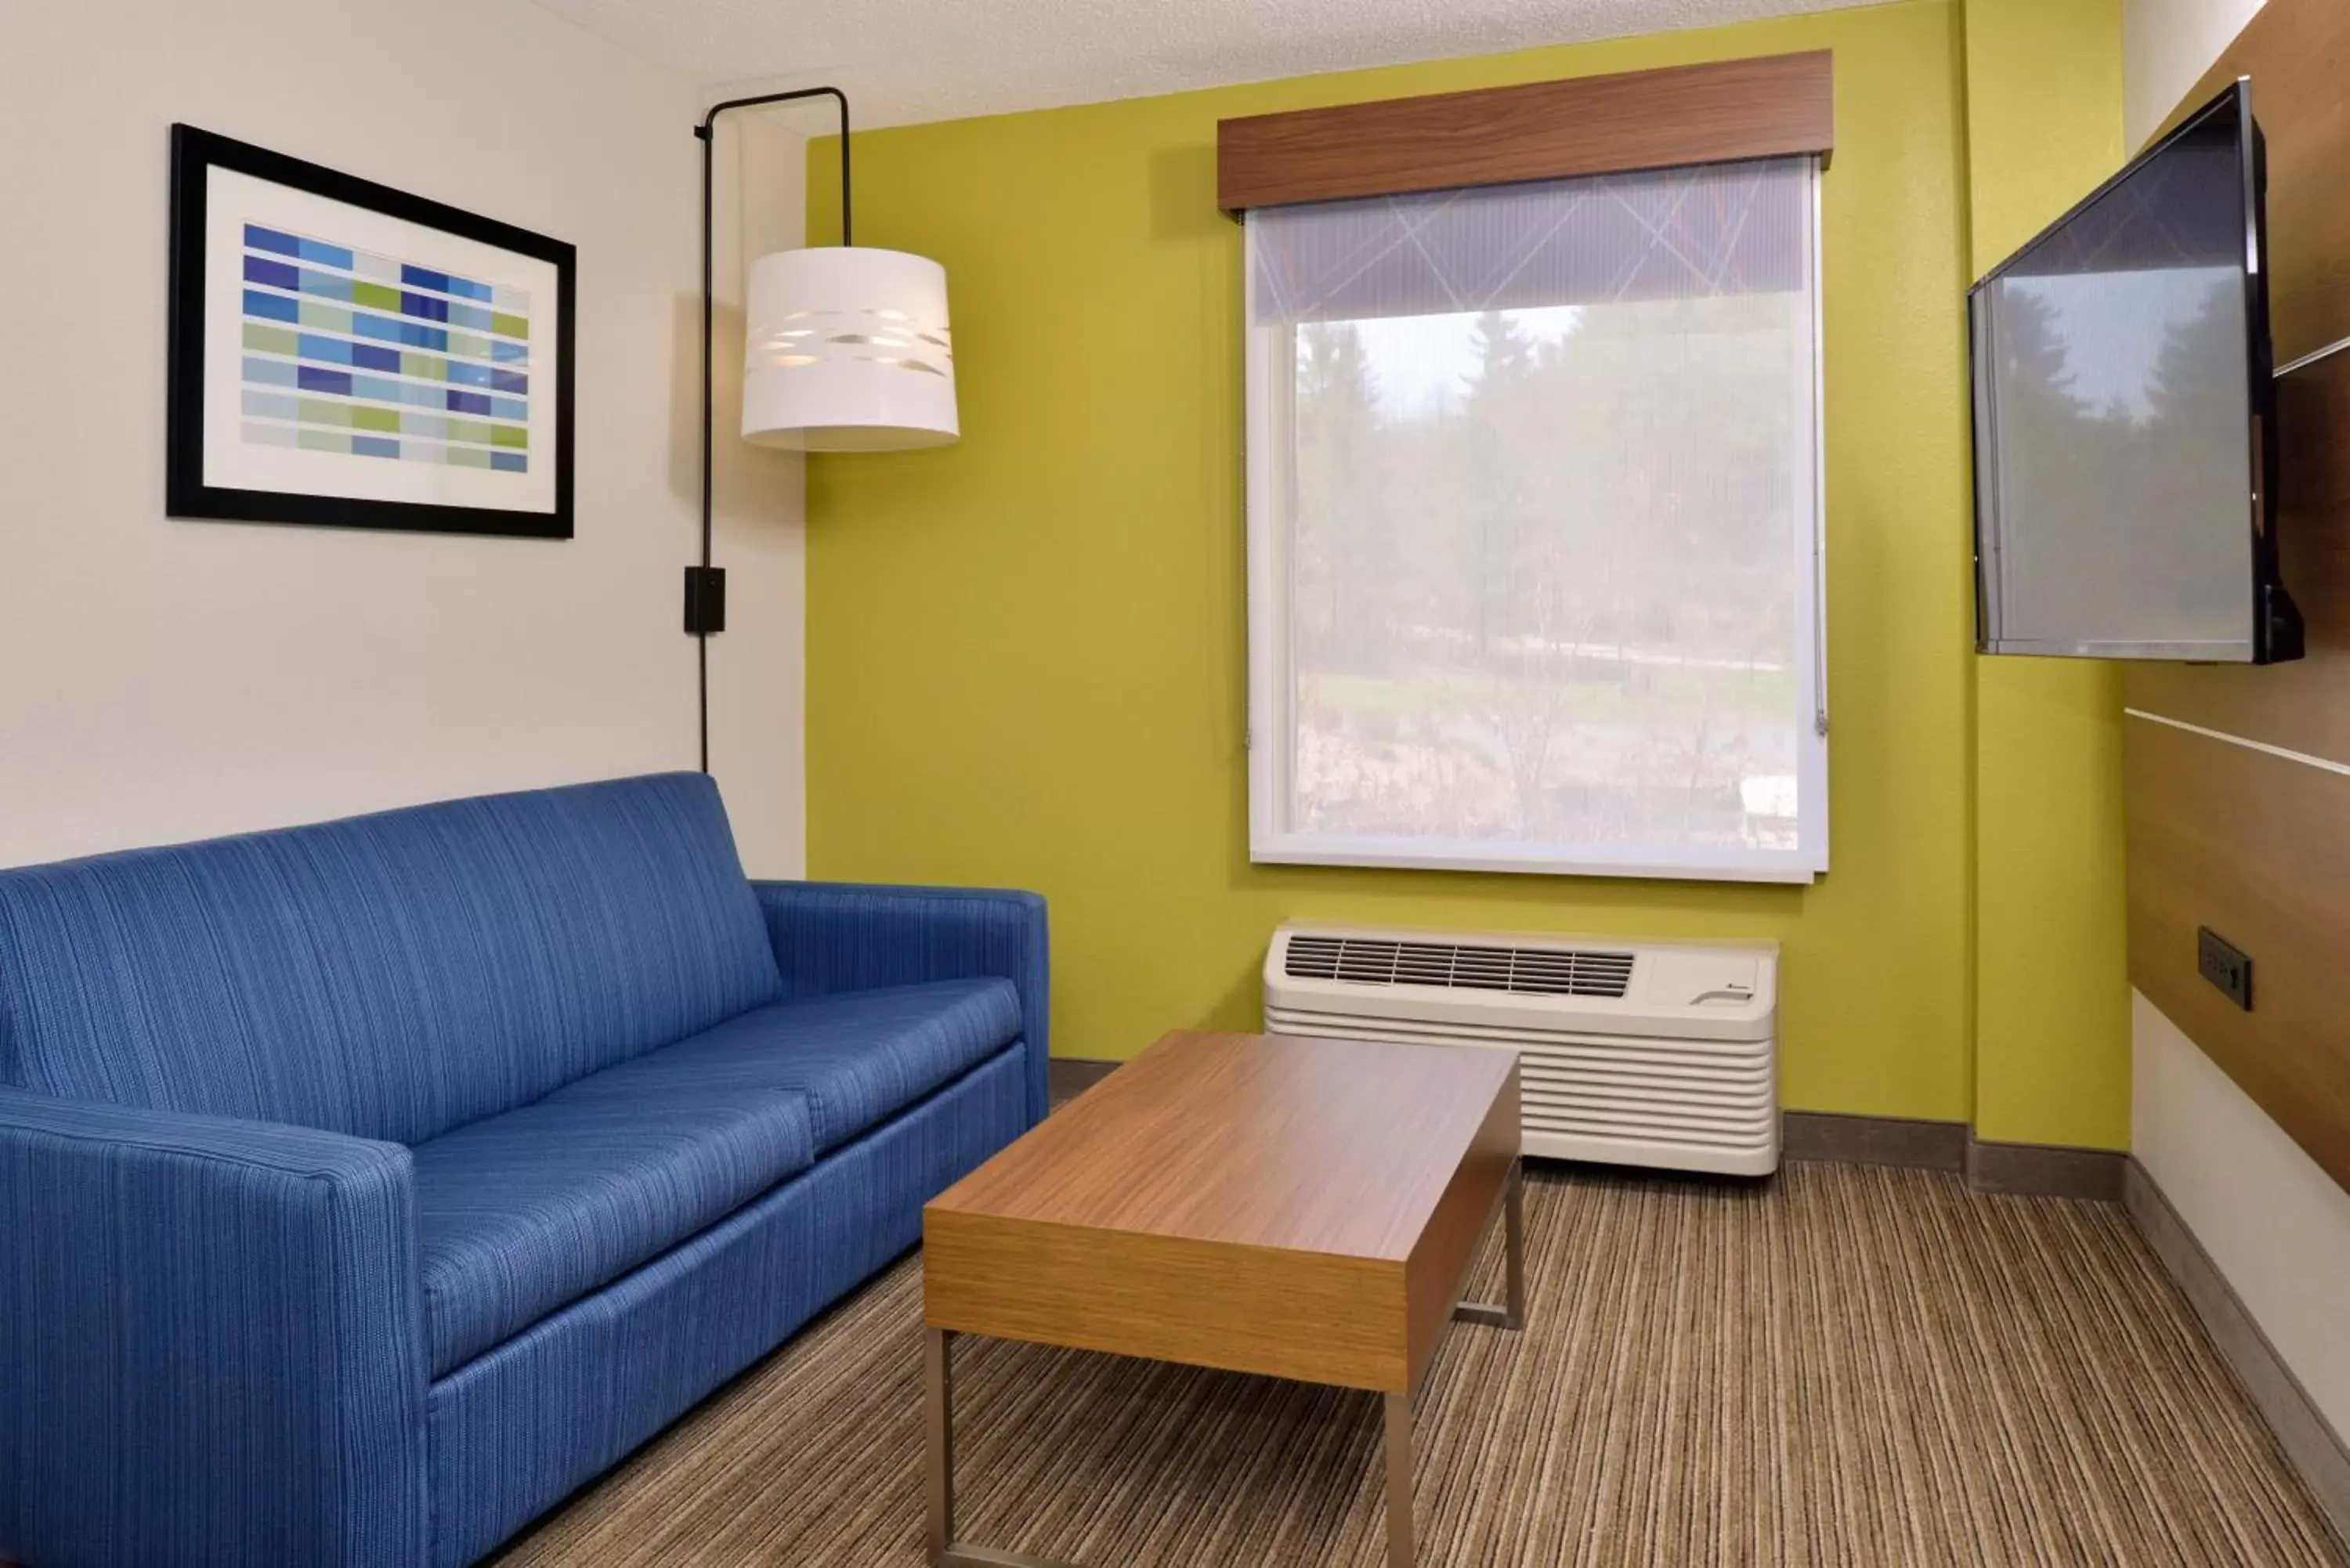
(239, 223, 530, 472)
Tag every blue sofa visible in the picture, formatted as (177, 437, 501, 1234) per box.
(0, 773, 1047, 1568)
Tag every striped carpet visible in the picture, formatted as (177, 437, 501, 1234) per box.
(492, 1162, 2348, 1566)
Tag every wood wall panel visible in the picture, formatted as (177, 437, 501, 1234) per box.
(1216, 52, 1833, 214)
(2124, 0, 2350, 1197)
(2124, 717, 2350, 1191)
(2158, 0, 2350, 365)
(2122, 347, 2350, 764)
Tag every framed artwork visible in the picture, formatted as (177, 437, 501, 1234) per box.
(167, 125, 577, 540)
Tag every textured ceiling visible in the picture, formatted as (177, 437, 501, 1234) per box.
(532, 0, 1881, 128)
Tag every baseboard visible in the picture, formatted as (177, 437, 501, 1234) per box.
(1064, 1060, 2117, 1200)
(1965, 1136, 2128, 1201)
(2125, 1158, 2350, 1542)
(1784, 1111, 1966, 1172)
(1047, 1056, 1120, 1104)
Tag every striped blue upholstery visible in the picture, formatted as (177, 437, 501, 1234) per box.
(0, 774, 781, 1144)
(411, 1078, 818, 1376)
(0, 782, 1050, 1568)
(425, 1045, 1030, 1568)
(0, 1089, 427, 1568)
(754, 881, 1051, 1125)
(590, 978, 1022, 1154)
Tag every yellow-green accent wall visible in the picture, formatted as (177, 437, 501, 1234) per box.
(805, 0, 2129, 1141)
(1961, 0, 2133, 1149)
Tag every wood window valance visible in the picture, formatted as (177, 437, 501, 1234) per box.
(1216, 50, 1835, 215)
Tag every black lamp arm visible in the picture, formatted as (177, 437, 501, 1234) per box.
(689, 86, 853, 774)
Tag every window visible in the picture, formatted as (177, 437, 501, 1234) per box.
(1244, 155, 1827, 883)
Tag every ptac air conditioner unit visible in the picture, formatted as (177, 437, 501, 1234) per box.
(1263, 923, 1779, 1176)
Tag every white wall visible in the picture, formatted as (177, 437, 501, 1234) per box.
(709, 113, 811, 878)
(0, 0, 805, 876)
(2121, 0, 2265, 146)
(2134, 993, 2350, 1442)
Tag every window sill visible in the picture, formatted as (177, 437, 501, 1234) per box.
(1248, 836, 1825, 885)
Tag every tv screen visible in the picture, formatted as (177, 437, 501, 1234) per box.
(1969, 80, 2299, 663)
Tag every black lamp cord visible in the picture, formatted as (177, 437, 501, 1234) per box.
(692, 87, 852, 774)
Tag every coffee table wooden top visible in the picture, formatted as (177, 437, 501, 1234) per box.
(924, 1030, 1520, 1393)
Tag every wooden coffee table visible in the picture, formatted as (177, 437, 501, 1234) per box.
(920, 1029, 1524, 1567)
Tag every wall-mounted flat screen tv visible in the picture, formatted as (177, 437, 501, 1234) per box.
(1969, 79, 2301, 663)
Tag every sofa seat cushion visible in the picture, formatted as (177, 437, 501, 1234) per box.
(410, 978, 1021, 1375)
(611, 979, 1025, 1154)
(412, 1073, 817, 1376)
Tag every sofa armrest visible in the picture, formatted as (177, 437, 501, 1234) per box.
(751, 880, 1051, 1123)
(0, 1089, 428, 1568)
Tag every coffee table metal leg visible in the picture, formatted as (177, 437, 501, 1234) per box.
(927, 1327, 955, 1563)
(1384, 1389, 1415, 1568)
(926, 1326, 1080, 1568)
(928, 1341, 1432, 1568)
(1454, 1157, 1528, 1331)
(1502, 1155, 1526, 1328)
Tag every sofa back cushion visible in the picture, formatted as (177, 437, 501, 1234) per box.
(0, 773, 782, 1144)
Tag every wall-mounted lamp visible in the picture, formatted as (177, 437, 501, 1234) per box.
(743, 245, 957, 453)
(689, 87, 959, 768)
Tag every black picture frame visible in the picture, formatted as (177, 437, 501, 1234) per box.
(166, 125, 577, 540)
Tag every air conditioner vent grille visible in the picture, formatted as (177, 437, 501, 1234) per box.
(1284, 934, 1635, 999)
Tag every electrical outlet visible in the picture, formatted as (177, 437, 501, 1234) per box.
(2197, 927, 2253, 1011)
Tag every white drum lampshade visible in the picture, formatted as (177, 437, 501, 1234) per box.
(742, 246, 958, 452)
